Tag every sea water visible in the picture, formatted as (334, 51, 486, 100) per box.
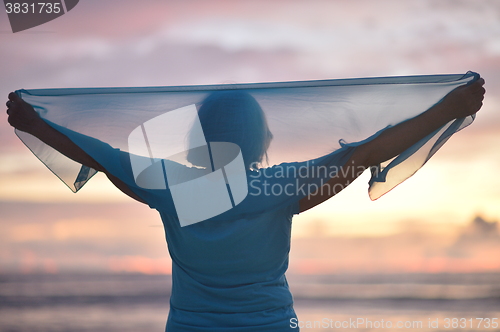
(0, 273, 499, 332)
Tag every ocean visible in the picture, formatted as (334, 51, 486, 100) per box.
(0, 273, 499, 332)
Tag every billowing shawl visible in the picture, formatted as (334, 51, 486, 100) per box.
(15, 72, 479, 224)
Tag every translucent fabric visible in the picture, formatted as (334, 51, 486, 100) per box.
(16, 71, 478, 201)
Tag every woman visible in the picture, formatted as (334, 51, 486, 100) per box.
(6, 77, 485, 331)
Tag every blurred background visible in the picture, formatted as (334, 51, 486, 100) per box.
(0, 0, 499, 331)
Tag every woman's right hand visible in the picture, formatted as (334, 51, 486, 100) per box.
(439, 78, 486, 121)
(6, 92, 43, 134)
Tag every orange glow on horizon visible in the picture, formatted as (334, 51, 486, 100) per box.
(108, 256, 172, 275)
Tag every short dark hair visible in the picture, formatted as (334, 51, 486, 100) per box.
(190, 90, 272, 169)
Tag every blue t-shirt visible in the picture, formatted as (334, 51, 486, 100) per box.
(133, 146, 356, 331)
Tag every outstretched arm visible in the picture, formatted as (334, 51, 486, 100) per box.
(6, 92, 146, 204)
(299, 78, 486, 212)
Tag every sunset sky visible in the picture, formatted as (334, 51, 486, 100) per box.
(0, 0, 499, 274)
